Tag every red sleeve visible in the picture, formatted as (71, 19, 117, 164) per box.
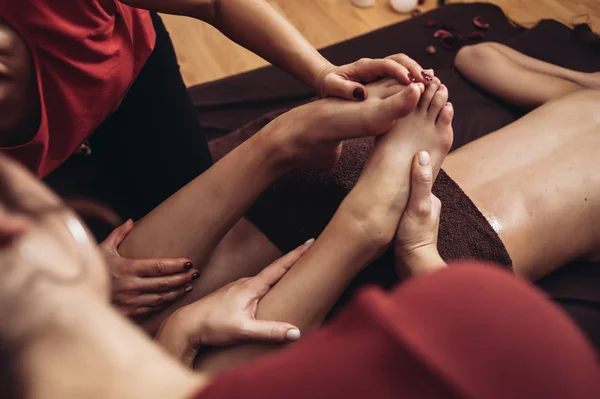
(193, 263, 600, 399)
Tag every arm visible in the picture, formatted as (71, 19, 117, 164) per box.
(193, 123, 425, 372)
(120, 0, 431, 98)
(118, 123, 288, 267)
(194, 148, 449, 373)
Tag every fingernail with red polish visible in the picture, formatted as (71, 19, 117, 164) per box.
(184, 262, 193, 271)
(353, 87, 366, 101)
(408, 73, 417, 82)
(192, 272, 200, 280)
(421, 71, 433, 81)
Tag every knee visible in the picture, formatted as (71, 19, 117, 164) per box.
(454, 42, 500, 72)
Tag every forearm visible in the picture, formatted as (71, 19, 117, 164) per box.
(118, 125, 287, 266)
(207, 0, 330, 87)
(121, 0, 330, 88)
(194, 211, 381, 373)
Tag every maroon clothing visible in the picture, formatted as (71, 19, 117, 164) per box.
(194, 264, 600, 399)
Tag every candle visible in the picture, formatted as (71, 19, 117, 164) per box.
(351, 0, 376, 8)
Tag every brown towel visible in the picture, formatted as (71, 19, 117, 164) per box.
(209, 109, 512, 269)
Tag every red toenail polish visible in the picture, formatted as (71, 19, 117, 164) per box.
(408, 73, 417, 82)
(353, 87, 366, 101)
(421, 71, 433, 81)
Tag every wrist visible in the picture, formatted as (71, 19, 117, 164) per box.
(312, 59, 335, 95)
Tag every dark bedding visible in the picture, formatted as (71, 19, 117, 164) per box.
(189, 3, 600, 349)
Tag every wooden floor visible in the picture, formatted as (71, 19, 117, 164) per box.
(162, 0, 600, 87)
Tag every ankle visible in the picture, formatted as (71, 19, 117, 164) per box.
(396, 247, 447, 277)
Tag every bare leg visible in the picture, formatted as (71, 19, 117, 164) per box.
(445, 47, 600, 280)
(194, 82, 454, 372)
(488, 43, 600, 89)
(454, 42, 600, 109)
(122, 79, 422, 334)
(141, 218, 282, 333)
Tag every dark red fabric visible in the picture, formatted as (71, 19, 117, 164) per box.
(194, 264, 600, 399)
(0, 0, 155, 176)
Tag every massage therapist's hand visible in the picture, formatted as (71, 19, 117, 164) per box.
(395, 152, 447, 277)
(99, 219, 200, 318)
(268, 78, 425, 172)
(156, 240, 314, 367)
(315, 55, 433, 101)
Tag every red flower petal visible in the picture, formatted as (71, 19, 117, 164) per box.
(473, 16, 491, 30)
(433, 29, 453, 39)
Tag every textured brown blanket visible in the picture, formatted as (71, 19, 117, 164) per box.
(191, 3, 600, 349)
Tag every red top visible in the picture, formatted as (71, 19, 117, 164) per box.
(0, 0, 156, 176)
(193, 264, 600, 399)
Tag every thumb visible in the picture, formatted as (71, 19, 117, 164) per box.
(242, 320, 302, 343)
(379, 83, 423, 122)
(407, 152, 434, 218)
(101, 219, 134, 250)
(323, 74, 367, 101)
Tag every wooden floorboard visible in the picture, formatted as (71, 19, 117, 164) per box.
(161, 0, 600, 87)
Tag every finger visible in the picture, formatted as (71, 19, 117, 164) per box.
(132, 285, 192, 308)
(324, 73, 367, 101)
(134, 270, 199, 293)
(385, 54, 427, 83)
(354, 58, 411, 85)
(339, 83, 422, 140)
(241, 320, 302, 343)
(254, 239, 316, 288)
(102, 219, 134, 250)
(370, 83, 423, 129)
(407, 152, 434, 218)
(134, 258, 195, 277)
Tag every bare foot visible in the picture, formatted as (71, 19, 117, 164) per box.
(339, 78, 454, 249)
(378, 78, 454, 177)
(269, 78, 423, 172)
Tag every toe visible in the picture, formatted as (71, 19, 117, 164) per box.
(436, 102, 454, 126)
(418, 77, 440, 113)
(428, 84, 449, 120)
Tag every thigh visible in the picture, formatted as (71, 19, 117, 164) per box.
(90, 13, 213, 221)
(443, 89, 600, 280)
